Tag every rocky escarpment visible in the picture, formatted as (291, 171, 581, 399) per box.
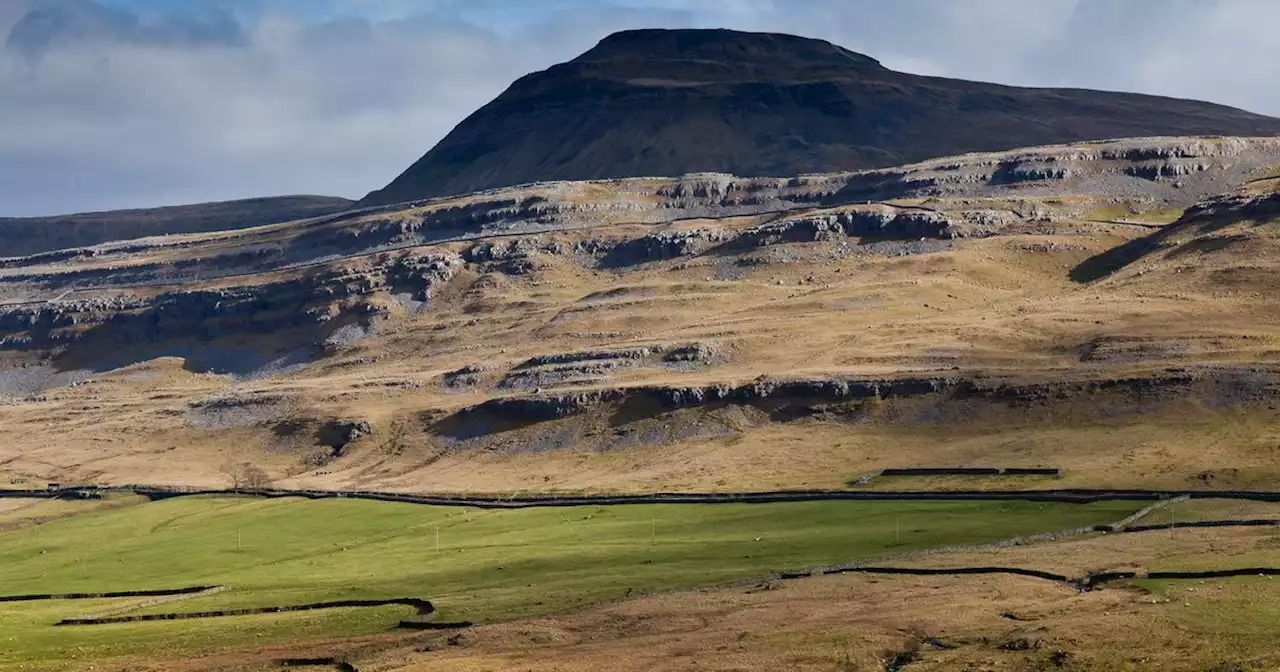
(370, 136, 1280, 251)
(432, 367, 1280, 452)
(4, 136, 1278, 297)
(186, 393, 297, 430)
(361, 28, 1280, 206)
(0, 136, 1277, 390)
(495, 343, 724, 390)
(445, 373, 1176, 425)
(0, 200, 983, 316)
(725, 205, 1015, 248)
(1181, 178, 1280, 223)
(0, 251, 462, 371)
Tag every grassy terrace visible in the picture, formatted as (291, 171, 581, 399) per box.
(0, 495, 1142, 669)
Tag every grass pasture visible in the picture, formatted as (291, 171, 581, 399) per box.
(399, 554, 1280, 671)
(0, 495, 1142, 669)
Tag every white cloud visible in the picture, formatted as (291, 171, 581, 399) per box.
(2, 0, 1278, 216)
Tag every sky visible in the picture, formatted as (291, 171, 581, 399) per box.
(2, 0, 1279, 216)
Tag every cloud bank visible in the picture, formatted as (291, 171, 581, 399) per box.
(3, 0, 1278, 216)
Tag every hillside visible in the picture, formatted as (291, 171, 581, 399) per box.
(0, 195, 354, 258)
(1074, 169, 1280, 291)
(360, 28, 1280, 207)
(8, 135, 1280, 669)
(3, 136, 1280, 494)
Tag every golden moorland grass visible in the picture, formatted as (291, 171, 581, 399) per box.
(3, 212, 1280, 494)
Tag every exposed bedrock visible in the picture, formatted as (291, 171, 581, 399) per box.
(597, 205, 1014, 267)
(0, 252, 463, 353)
(435, 366, 1278, 444)
(495, 343, 723, 390)
(736, 207, 964, 247)
(1182, 185, 1280, 223)
(5, 137, 1278, 291)
(600, 229, 736, 266)
(0, 136, 1276, 384)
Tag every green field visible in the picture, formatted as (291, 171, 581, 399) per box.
(0, 495, 1143, 670)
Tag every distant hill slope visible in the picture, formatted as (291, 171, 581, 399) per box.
(0, 195, 354, 257)
(360, 28, 1280, 207)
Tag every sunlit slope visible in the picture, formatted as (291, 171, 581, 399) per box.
(1, 138, 1280, 493)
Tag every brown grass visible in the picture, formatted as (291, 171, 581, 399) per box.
(3, 180, 1280, 496)
(3, 221, 1280, 493)
(349, 525, 1280, 671)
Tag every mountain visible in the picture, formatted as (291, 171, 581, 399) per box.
(6, 134, 1280, 494)
(360, 28, 1280, 207)
(0, 195, 354, 258)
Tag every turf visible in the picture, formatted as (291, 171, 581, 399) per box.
(0, 495, 1141, 669)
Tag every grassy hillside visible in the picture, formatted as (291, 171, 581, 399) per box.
(390, 518, 1280, 672)
(4, 138, 1280, 500)
(0, 495, 1139, 669)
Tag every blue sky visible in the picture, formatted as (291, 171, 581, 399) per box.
(2, 0, 1279, 216)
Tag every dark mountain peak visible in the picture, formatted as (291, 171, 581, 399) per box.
(359, 29, 1280, 208)
(573, 28, 883, 70)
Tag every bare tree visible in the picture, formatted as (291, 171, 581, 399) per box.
(242, 464, 271, 490)
(223, 461, 272, 492)
(221, 461, 242, 491)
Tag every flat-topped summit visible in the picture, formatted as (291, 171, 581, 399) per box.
(572, 28, 884, 70)
(360, 28, 1280, 207)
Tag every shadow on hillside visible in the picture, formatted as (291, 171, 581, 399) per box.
(1071, 201, 1229, 283)
(1068, 208, 1263, 283)
(1068, 235, 1164, 283)
(51, 328, 319, 381)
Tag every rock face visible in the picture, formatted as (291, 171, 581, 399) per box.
(0, 251, 463, 371)
(0, 195, 354, 258)
(2, 135, 1278, 393)
(432, 367, 1280, 454)
(360, 28, 1280, 207)
(4, 136, 1274, 296)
